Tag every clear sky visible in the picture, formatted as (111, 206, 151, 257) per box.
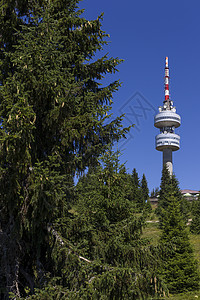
(78, 0, 200, 193)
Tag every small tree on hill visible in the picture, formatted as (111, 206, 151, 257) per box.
(151, 187, 159, 198)
(159, 194, 200, 293)
(190, 195, 200, 234)
(158, 165, 181, 210)
(132, 168, 140, 187)
(141, 173, 152, 212)
(129, 168, 145, 211)
(156, 165, 188, 225)
(141, 174, 149, 200)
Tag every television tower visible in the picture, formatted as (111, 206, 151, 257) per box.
(154, 57, 181, 176)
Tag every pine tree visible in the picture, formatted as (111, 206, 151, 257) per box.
(159, 194, 200, 293)
(132, 168, 140, 187)
(156, 165, 188, 225)
(141, 174, 149, 201)
(141, 173, 152, 212)
(190, 195, 200, 234)
(65, 150, 167, 299)
(0, 1, 130, 298)
(158, 165, 175, 212)
(129, 168, 145, 211)
(151, 187, 159, 197)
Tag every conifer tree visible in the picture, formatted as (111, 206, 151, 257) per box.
(156, 165, 188, 224)
(67, 150, 167, 299)
(0, 1, 130, 298)
(159, 194, 199, 293)
(151, 187, 159, 197)
(132, 168, 140, 187)
(190, 195, 200, 234)
(141, 174, 149, 200)
(141, 173, 152, 212)
(129, 168, 145, 211)
(158, 165, 176, 211)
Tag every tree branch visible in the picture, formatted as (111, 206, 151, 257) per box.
(47, 224, 91, 263)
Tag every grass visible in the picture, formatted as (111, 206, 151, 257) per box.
(142, 222, 161, 244)
(142, 209, 160, 245)
(166, 290, 200, 299)
(150, 291, 200, 299)
(190, 233, 200, 269)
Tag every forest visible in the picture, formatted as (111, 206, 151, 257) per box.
(0, 1, 199, 299)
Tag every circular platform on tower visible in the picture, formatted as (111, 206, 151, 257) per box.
(155, 133, 180, 151)
(154, 111, 181, 128)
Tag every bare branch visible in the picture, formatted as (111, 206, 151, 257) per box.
(47, 224, 91, 263)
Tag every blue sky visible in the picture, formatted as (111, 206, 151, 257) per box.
(79, 0, 200, 193)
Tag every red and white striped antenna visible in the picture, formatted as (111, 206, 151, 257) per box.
(164, 56, 170, 103)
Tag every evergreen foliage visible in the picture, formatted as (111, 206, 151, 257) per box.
(127, 168, 146, 211)
(12, 151, 167, 299)
(141, 173, 149, 201)
(0, 1, 130, 298)
(150, 187, 159, 198)
(132, 168, 140, 187)
(156, 165, 188, 225)
(61, 150, 166, 299)
(141, 173, 152, 212)
(1, 1, 197, 298)
(190, 195, 200, 234)
(159, 165, 181, 210)
(159, 194, 200, 293)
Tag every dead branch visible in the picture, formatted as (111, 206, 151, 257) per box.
(47, 224, 91, 263)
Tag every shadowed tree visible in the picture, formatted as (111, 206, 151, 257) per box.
(69, 150, 167, 299)
(0, 1, 130, 298)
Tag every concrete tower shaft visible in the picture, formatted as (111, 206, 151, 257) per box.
(163, 148, 173, 176)
(154, 57, 181, 176)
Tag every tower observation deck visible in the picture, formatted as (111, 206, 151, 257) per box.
(154, 57, 181, 175)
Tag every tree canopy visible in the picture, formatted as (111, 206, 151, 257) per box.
(0, 1, 130, 298)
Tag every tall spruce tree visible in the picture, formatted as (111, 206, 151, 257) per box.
(0, 1, 130, 298)
(159, 194, 200, 293)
